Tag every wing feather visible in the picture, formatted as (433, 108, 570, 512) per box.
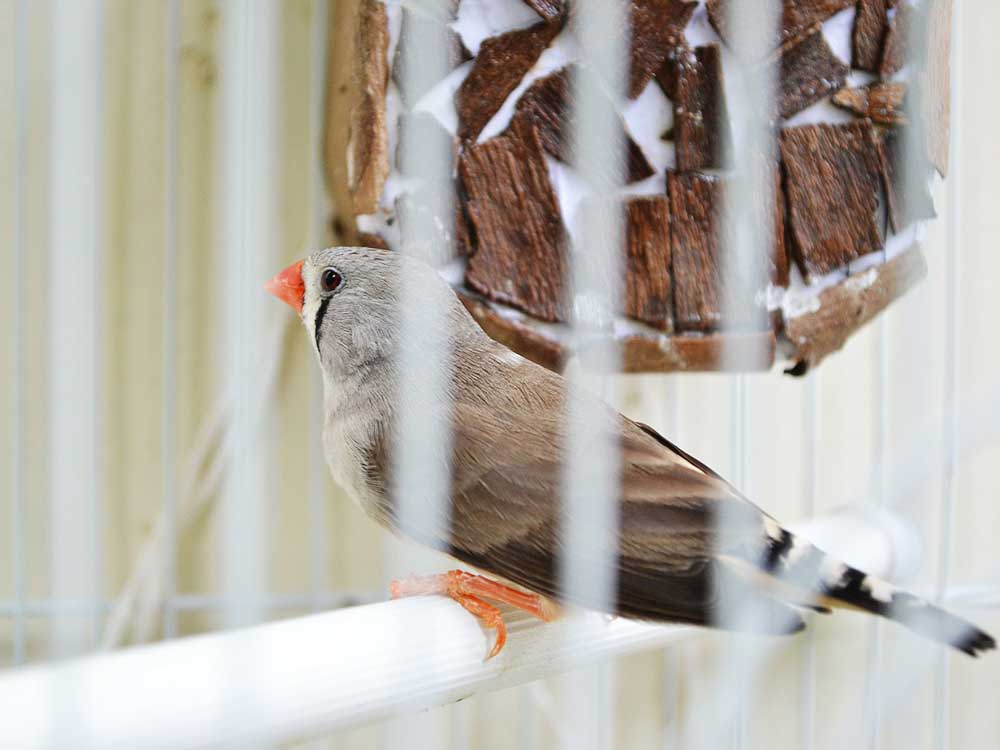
(437, 360, 785, 627)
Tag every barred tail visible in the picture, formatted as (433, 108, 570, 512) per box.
(759, 525, 996, 657)
(821, 565, 996, 657)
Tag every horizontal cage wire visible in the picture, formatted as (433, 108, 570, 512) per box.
(1, 1, 998, 749)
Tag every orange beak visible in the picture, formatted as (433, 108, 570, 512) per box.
(265, 259, 306, 314)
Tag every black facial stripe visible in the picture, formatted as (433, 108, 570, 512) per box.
(314, 297, 331, 351)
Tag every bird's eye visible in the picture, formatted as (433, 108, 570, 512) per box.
(321, 268, 342, 293)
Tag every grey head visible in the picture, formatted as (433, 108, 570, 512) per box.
(298, 247, 483, 383)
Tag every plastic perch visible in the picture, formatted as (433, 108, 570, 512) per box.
(0, 508, 914, 749)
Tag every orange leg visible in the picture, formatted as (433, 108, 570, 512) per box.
(390, 570, 556, 659)
(454, 594, 508, 659)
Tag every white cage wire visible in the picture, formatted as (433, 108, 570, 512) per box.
(1, 0, 998, 748)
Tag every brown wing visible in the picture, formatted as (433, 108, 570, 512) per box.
(441, 362, 797, 630)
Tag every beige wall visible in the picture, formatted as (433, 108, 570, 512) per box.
(0, 1, 997, 748)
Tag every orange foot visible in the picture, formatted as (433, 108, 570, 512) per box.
(390, 570, 556, 659)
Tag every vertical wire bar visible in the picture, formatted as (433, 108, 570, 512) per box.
(49, 0, 104, 659)
(695, 0, 778, 746)
(218, 0, 279, 631)
(886, 7, 941, 739)
(90, 0, 107, 652)
(216, 5, 281, 744)
(730, 371, 749, 749)
(866, 5, 944, 744)
(307, 0, 331, 611)
(661, 376, 682, 750)
(393, 14, 456, 549)
(799, 372, 820, 750)
(161, 0, 181, 641)
(866, 0, 942, 742)
(866, 315, 889, 749)
(864, 124, 896, 742)
(563, 2, 627, 748)
(388, 1, 457, 746)
(933, 3, 962, 746)
(564, 0, 626, 617)
(11, 0, 28, 665)
(730, 375, 749, 492)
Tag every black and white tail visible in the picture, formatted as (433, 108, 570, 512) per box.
(819, 564, 995, 657)
(759, 525, 996, 657)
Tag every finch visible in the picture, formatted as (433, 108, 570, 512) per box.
(266, 247, 995, 660)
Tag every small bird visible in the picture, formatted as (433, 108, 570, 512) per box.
(267, 246, 995, 659)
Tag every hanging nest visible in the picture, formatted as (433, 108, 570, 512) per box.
(324, 0, 952, 375)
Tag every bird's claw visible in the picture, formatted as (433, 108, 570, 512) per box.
(390, 569, 552, 659)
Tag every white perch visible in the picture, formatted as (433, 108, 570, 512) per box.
(0, 509, 915, 749)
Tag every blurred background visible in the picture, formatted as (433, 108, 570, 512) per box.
(1, 0, 998, 748)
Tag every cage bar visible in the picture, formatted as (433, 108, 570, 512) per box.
(160, 0, 181, 643)
(935, 2, 964, 746)
(799, 372, 821, 750)
(48, 0, 105, 658)
(659, 375, 683, 749)
(562, 1, 628, 747)
(307, 0, 332, 613)
(11, 0, 29, 666)
(707, 0, 781, 745)
(865, 315, 890, 748)
(216, 0, 280, 631)
(386, 1, 465, 745)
